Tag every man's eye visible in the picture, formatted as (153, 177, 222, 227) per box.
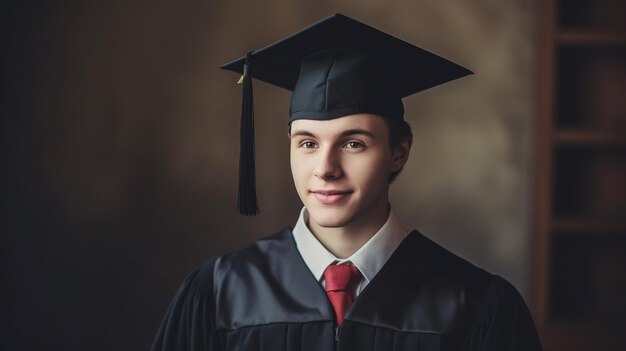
(300, 141, 318, 149)
(344, 141, 364, 149)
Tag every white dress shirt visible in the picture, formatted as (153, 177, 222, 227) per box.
(292, 206, 409, 296)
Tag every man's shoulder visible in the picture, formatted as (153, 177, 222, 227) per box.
(406, 230, 529, 309)
(184, 227, 292, 284)
(404, 230, 492, 281)
(399, 230, 522, 305)
(214, 227, 293, 268)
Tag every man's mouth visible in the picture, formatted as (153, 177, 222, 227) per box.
(310, 190, 352, 205)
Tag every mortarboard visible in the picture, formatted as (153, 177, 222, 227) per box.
(221, 13, 472, 216)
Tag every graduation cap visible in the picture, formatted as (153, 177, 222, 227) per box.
(221, 13, 472, 216)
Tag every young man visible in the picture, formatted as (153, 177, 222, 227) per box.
(151, 14, 542, 351)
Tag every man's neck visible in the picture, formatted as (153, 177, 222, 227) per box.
(307, 202, 390, 259)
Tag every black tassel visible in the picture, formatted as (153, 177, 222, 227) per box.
(237, 53, 259, 215)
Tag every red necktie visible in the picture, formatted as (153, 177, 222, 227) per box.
(323, 263, 362, 327)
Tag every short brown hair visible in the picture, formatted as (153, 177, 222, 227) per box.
(385, 118, 412, 183)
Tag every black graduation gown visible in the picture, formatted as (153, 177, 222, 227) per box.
(151, 228, 542, 351)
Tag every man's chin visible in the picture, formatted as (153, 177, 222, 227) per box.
(307, 207, 353, 228)
(313, 220, 346, 228)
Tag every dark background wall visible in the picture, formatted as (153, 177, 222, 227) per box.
(1, 1, 537, 349)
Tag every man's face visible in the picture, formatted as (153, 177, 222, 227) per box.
(290, 114, 404, 229)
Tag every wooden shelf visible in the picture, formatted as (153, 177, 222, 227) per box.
(552, 218, 626, 234)
(542, 323, 626, 351)
(535, 2, 626, 349)
(553, 130, 626, 146)
(557, 30, 626, 47)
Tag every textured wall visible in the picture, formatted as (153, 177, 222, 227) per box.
(1, 0, 537, 349)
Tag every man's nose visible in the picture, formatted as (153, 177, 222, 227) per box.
(313, 147, 342, 180)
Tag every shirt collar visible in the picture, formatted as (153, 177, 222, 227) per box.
(292, 206, 409, 287)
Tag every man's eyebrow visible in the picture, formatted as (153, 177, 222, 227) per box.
(339, 129, 376, 139)
(290, 130, 316, 138)
(290, 128, 376, 139)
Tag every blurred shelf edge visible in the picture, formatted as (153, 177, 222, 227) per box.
(557, 30, 626, 47)
(553, 130, 626, 146)
(551, 218, 626, 234)
(542, 323, 626, 351)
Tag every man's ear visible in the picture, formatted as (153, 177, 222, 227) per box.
(391, 137, 412, 172)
